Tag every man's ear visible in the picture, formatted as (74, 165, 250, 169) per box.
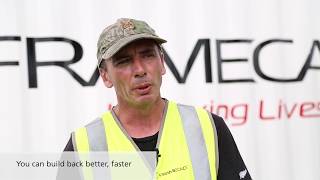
(160, 52, 166, 75)
(99, 68, 113, 88)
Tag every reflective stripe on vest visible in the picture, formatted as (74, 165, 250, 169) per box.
(73, 118, 108, 180)
(73, 101, 218, 180)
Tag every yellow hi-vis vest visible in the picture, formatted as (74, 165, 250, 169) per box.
(73, 101, 219, 180)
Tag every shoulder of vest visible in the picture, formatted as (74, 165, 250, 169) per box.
(175, 102, 216, 128)
(71, 114, 107, 143)
(176, 102, 210, 114)
(177, 102, 223, 122)
(72, 115, 109, 151)
(176, 102, 196, 109)
(84, 117, 104, 129)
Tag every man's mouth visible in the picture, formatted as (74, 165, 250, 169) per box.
(133, 83, 152, 95)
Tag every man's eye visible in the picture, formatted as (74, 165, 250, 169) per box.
(115, 58, 130, 65)
(144, 53, 155, 58)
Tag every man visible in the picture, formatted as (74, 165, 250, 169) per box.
(63, 18, 252, 180)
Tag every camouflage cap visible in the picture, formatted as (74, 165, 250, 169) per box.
(97, 18, 167, 68)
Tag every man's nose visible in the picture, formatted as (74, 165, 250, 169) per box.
(132, 58, 146, 77)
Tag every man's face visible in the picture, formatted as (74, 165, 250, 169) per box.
(100, 39, 166, 108)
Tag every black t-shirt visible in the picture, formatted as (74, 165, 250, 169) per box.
(132, 132, 158, 151)
(63, 113, 252, 180)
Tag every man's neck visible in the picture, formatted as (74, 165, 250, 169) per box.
(113, 98, 166, 138)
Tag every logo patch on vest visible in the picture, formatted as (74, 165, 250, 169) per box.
(157, 165, 189, 177)
(239, 169, 247, 179)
